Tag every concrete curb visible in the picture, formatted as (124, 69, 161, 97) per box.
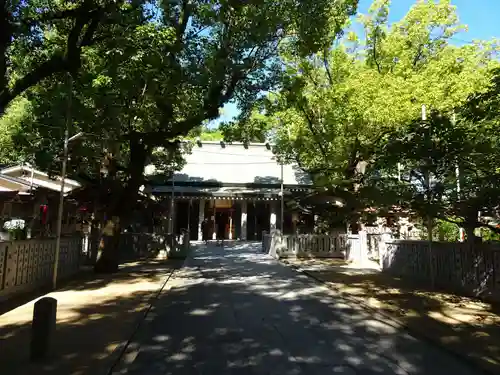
(104, 256, 189, 375)
(281, 260, 496, 375)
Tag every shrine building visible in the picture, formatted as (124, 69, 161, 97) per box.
(145, 140, 314, 241)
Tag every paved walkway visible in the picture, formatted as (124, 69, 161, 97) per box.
(115, 242, 485, 375)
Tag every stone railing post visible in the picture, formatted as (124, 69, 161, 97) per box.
(358, 230, 368, 264)
(347, 235, 360, 263)
(379, 232, 393, 269)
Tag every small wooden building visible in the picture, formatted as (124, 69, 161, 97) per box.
(0, 165, 83, 238)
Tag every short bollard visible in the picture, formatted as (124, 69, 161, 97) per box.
(30, 297, 57, 362)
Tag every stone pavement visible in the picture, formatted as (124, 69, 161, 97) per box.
(0, 259, 182, 375)
(283, 258, 500, 375)
(114, 242, 486, 375)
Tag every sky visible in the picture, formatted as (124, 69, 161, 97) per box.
(210, 0, 500, 127)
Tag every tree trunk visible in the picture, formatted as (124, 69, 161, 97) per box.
(463, 211, 479, 244)
(93, 135, 150, 273)
(349, 220, 360, 234)
(94, 216, 121, 273)
(88, 218, 101, 264)
(465, 226, 476, 244)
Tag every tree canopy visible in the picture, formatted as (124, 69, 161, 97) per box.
(222, 0, 500, 233)
(3, 0, 358, 191)
(0, 0, 360, 269)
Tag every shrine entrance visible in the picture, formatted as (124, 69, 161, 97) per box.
(207, 199, 236, 240)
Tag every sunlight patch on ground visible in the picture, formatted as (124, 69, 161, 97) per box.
(168, 352, 190, 361)
(189, 308, 215, 316)
(0, 259, 181, 375)
(283, 257, 500, 374)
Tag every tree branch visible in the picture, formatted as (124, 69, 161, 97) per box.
(372, 27, 382, 74)
(323, 48, 334, 86)
(0, 0, 122, 113)
(0, 2, 12, 91)
(177, 0, 190, 42)
(80, 10, 103, 47)
(412, 44, 424, 69)
(296, 99, 330, 162)
(0, 54, 67, 112)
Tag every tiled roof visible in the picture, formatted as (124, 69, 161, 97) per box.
(1, 165, 81, 193)
(158, 141, 312, 186)
(0, 174, 32, 192)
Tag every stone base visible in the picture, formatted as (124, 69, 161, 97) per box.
(156, 249, 168, 260)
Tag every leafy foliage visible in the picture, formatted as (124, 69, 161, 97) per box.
(0, 0, 361, 269)
(0, 0, 360, 264)
(189, 125, 224, 141)
(223, 0, 500, 231)
(369, 109, 500, 235)
(0, 0, 137, 114)
(0, 97, 32, 165)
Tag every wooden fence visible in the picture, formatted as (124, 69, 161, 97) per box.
(0, 237, 82, 301)
(381, 240, 500, 302)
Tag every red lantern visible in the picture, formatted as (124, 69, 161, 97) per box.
(40, 205, 48, 225)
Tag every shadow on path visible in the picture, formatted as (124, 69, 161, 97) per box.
(118, 242, 484, 375)
(0, 259, 183, 375)
(285, 257, 500, 373)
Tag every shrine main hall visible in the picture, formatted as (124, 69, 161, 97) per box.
(146, 140, 314, 241)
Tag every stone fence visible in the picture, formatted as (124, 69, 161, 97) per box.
(380, 240, 500, 302)
(262, 229, 500, 301)
(262, 231, 364, 261)
(0, 237, 82, 302)
(84, 231, 191, 263)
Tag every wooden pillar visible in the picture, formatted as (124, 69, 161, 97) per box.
(198, 199, 205, 241)
(212, 198, 217, 240)
(254, 200, 258, 240)
(168, 197, 173, 233)
(187, 199, 191, 234)
(229, 209, 233, 240)
(240, 200, 247, 240)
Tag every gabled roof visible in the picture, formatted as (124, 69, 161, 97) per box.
(0, 174, 32, 192)
(146, 141, 312, 187)
(1, 165, 81, 193)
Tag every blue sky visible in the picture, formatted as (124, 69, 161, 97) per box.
(210, 0, 499, 127)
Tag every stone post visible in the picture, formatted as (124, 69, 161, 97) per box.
(269, 202, 277, 231)
(379, 232, 393, 269)
(358, 230, 368, 265)
(240, 201, 247, 240)
(31, 297, 57, 362)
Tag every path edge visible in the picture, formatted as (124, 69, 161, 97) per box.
(103, 255, 191, 375)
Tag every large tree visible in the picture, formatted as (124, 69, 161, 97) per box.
(369, 109, 499, 237)
(5, 0, 359, 270)
(223, 0, 499, 231)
